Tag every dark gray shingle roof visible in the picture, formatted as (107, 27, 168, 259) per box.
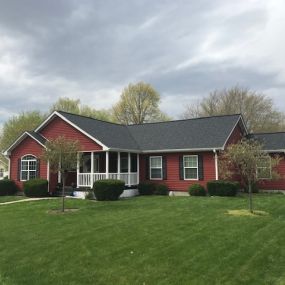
(128, 114, 242, 151)
(57, 111, 242, 151)
(249, 132, 285, 151)
(27, 131, 46, 145)
(57, 111, 140, 150)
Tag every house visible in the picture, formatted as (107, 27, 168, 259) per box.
(3, 111, 285, 192)
(250, 132, 285, 191)
(0, 158, 8, 180)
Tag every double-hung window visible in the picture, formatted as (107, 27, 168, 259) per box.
(21, 155, 37, 181)
(257, 157, 272, 179)
(183, 155, 198, 180)
(150, 156, 162, 179)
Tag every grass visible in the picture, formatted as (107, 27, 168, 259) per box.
(0, 195, 284, 285)
(0, 196, 26, 203)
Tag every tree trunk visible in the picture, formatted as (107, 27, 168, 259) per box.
(248, 181, 253, 213)
(62, 174, 66, 212)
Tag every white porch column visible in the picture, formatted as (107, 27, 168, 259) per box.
(214, 149, 219, 180)
(90, 152, 94, 188)
(106, 151, 109, 179)
(76, 153, 80, 187)
(117, 152, 121, 180)
(128, 152, 131, 186)
(137, 153, 140, 185)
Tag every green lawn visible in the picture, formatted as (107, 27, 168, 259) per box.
(0, 195, 284, 285)
(0, 196, 26, 203)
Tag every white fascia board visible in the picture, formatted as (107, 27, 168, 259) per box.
(3, 132, 46, 156)
(141, 147, 223, 153)
(35, 111, 109, 150)
(222, 116, 245, 150)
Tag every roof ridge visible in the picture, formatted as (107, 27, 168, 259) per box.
(128, 113, 242, 127)
(56, 110, 125, 126)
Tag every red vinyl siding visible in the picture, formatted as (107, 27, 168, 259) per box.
(40, 116, 103, 151)
(139, 152, 216, 191)
(225, 123, 244, 146)
(10, 136, 47, 190)
(258, 154, 285, 190)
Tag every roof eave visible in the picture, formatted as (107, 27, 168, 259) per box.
(35, 111, 109, 150)
(3, 131, 46, 156)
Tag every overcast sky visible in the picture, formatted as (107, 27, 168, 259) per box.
(0, 0, 285, 127)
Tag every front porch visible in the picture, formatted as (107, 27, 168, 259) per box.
(77, 151, 139, 188)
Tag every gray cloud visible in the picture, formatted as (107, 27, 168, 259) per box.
(0, 0, 284, 126)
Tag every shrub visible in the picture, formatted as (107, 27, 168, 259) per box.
(93, 179, 125, 201)
(207, 180, 238, 197)
(154, 184, 169, 195)
(244, 182, 259, 193)
(138, 182, 156, 195)
(0, 179, 18, 196)
(188, 184, 206, 196)
(23, 179, 49, 197)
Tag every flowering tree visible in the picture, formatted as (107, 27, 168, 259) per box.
(219, 139, 280, 212)
(42, 136, 81, 212)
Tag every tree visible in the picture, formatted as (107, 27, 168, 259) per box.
(182, 86, 285, 132)
(41, 136, 81, 212)
(219, 138, 281, 212)
(0, 111, 44, 164)
(112, 82, 170, 124)
(50, 97, 112, 122)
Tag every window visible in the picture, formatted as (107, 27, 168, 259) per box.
(21, 155, 37, 181)
(257, 157, 272, 179)
(183, 155, 198, 180)
(150, 156, 162, 179)
(0, 168, 3, 178)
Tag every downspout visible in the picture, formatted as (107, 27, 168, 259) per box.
(213, 149, 219, 180)
(8, 156, 11, 179)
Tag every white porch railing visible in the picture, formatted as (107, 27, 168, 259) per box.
(78, 172, 138, 188)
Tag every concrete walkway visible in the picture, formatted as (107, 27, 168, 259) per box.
(0, 197, 57, 205)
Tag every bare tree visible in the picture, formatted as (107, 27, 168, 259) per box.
(182, 86, 285, 132)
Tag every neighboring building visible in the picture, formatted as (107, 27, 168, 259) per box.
(3, 111, 285, 192)
(0, 159, 8, 180)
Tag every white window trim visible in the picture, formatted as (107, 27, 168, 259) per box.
(183, 155, 199, 180)
(20, 154, 37, 181)
(257, 157, 272, 180)
(150, 156, 163, 180)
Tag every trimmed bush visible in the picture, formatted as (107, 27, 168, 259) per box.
(138, 182, 156, 195)
(23, 179, 49, 197)
(93, 179, 125, 201)
(244, 182, 259, 193)
(188, 184, 206, 196)
(154, 184, 169, 196)
(207, 180, 238, 197)
(0, 179, 18, 196)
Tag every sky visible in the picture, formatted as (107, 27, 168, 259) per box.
(0, 0, 285, 128)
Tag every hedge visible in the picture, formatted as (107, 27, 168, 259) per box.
(154, 184, 169, 196)
(188, 184, 206, 196)
(93, 179, 125, 201)
(0, 179, 18, 196)
(138, 182, 156, 195)
(23, 179, 49, 197)
(207, 180, 238, 197)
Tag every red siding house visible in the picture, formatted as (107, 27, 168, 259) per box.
(3, 111, 285, 193)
